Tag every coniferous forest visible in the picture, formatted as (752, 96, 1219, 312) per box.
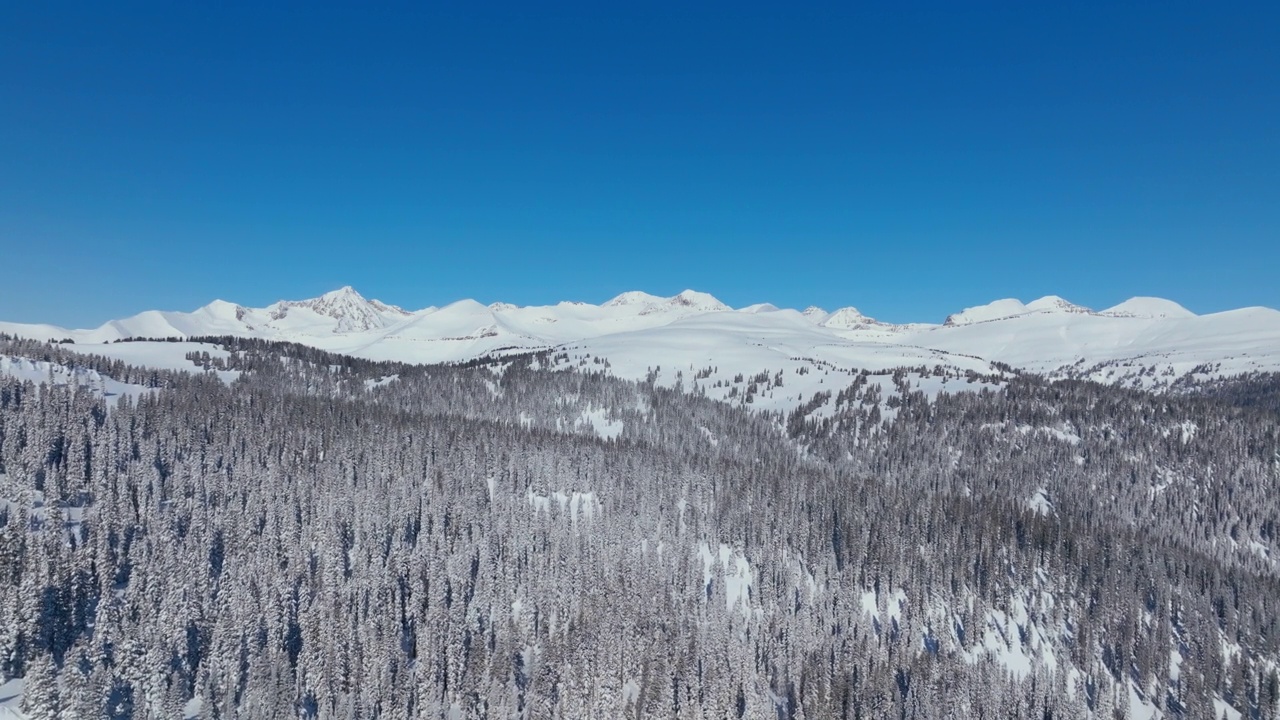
(1, 334, 1278, 719)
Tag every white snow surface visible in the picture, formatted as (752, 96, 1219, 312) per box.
(700, 543, 754, 615)
(908, 305, 1280, 385)
(1099, 296, 1196, 319)
(944, 298, 1034, 326)
(0, 678, 23, 720)
(4, 288, 1278, 395)
(0, 356, 151, 405)
(575, 408, 624, 440)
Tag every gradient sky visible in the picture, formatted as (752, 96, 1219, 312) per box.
(2, 1, 1277, 327)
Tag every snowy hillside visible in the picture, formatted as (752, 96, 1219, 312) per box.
(3, 288, 1279, 394)
(0, 332, 1272, 719)
(903, 304, 1280, 388)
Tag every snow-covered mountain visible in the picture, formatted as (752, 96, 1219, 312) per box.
(943, 295, 1092, 326)
(4, 288, 1279, 397)
(914, 297, 1280, 385)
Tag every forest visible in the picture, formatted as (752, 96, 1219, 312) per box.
(0, 334, 1277, 719)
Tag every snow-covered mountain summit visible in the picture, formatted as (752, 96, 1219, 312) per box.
(268, 285, 411, 333)
(944, 295, 1097, 326)
(9, 286, 416, 341)
(1098, 297, 1196, 319)
(602, 289, 731, 315)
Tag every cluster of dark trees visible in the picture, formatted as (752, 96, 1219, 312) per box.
(0, 334, 1277, 718)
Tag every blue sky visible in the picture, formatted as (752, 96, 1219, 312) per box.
(2, 2, 1277, 326)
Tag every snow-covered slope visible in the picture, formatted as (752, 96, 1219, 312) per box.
(559, 309, 997, 414)
(3, 289, 1278, 394)
(944, 295, 1092, 326)
(1098, 296, 1196, 319)
(903, 304, 1280, 387)
(0, 356, 153, 405)
(944, 298, 1034, 326)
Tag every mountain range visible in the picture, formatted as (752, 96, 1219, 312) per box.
(3, 287, 1279, 405)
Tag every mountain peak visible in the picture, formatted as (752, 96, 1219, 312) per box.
(944, 299, 1028, 326)
(1100, 297, 1196, 319)
(274, 286, 397, 333)
(1025, 296, 1092, 315)
(670, 290, 729, 311)
(945, 296, 1095, 326)
(603, 291, 665, 308)
(820, 307, 877, 329)
(322, 285, 363, 300)
(603, 290, 729, 313)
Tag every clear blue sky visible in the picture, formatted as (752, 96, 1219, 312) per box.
(2, 2, 1277, 326)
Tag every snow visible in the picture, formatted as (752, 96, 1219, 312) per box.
(267, 286, 411, 333)
(64, 341, 239, 383)
(860, 591, 879, 619)
(1213, 697, 1244, 720)
(602, 290, 667, 308)
(668, 289, 731, 312)
(601, 289, 728, 314)
(621, 678, 640, 706)
(981, 422, 1080, 448)
(526, 488, 600, 522)
(1020, 424, 1081, 445)
(1025, 295, 1091, 315)
(575, 408, 623, 440)
(0, 679, 23, 720)
(567, 310, 996, 415)
(1127, 681, 1159, 720)
(0, 355, 151, 405)
(859, 587, 907, 631)
(944, 298, 1030, 326)
(5, 288, 1279, 409)
(818, 306, 876, 329)
(698, 426, 719, 446)
(365, 374, 399, 390)
(945, 295, 1091, 326)
(1028, 488, 1054, 516)
(699, 543, 754, 614)
(903, 304, 1280, 386)
(1101, 297, 1196, 319)
(1175, 421, 1197, 444)
(977, 601, 1036, 679)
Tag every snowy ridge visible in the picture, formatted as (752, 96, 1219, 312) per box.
(944, 298, 1034, 326)
(2, 289, 1278, 395)
(1099, 297, 1196, 319)
(944, 295, 1096, 326)
(271, 285, 411, 333)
